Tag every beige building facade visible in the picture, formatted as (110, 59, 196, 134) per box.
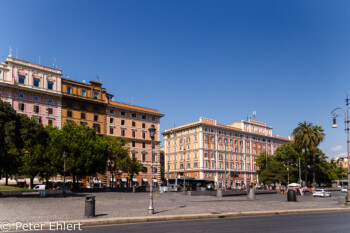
(163, 117, 292, 187)
(106, 101, 164, 187)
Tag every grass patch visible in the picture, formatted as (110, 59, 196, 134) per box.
(0, 185, 28, 191)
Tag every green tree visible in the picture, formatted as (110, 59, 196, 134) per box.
(310, 125, 325, 189)
(274, 142, 300, 184)
(19, 116, 49, 189)
(256, 153, 285, 184)
(292, 121, 314, 186)
(125, 157, 143, 187)
(54, 121, 109, 188)
(0, 100, 22, 185)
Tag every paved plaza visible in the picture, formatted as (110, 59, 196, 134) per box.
(0, 191, 348, 223)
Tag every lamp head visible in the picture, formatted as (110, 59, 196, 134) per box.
(148, 125, 156, 139)
(63, 152, 66, 158)
(332, 118, 338, 128)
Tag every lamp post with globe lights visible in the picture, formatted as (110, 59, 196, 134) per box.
(148, 125, 156, 214)
(331, 95, 350, 205)
(63, 152, 66, 194)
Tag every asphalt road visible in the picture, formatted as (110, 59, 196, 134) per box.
(24, 211, 350, 233)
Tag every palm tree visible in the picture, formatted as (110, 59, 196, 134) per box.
(310, 125, 325, 189)
(292, 121, 314, 186)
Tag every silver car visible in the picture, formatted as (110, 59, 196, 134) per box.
(313, 189, 331, 197)
(341, 186, 348, 193)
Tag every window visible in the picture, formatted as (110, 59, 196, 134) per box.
(67, 111, 72, 117)
(33, 117, 42, 124)
(18, 93, 25, 98)
(33, 96, 40, 101)
(121, 119, 125, 125)
(132, 121, 136, 127)
(142, 132, 146, 139)
(81, 113, 86, 119)
(67, 87, 72, 94)
(132, 113, 136, 118)
(47, 108, 53, 114)
(93, 124, 100, 133)
(110, 117, 114, 124)
(110, 127, 114, 135)
(187, 162, 190, 168)
(19, 76, 25, 84)
(34, 105, 39, 113)
(109, 109, 115, 114)
(205, 161, 209, 168)
(121, 111, 125, 116)
(142, 115, 146, 120)
(19, 103, 25, 111)
(132, 153, 136, 159)
(33, 79, 40, 87)
(211, 161, 215, 169)
(142, 123, 145, 128)
(142, 142, 146, 148)
(194, 152, 198, 158)
(132, 131, 136, 138)
(48, 82, 53, 90)
(94, 115, 98, 121)
(81, 90, 86, 97)
(48, 119, 53, 126)
(194, 162, 198, 168)
(121, 129, 125, 136)
(152, 117, 156, 121)
(47, 98, 54, 103)
(93, 92, 99, 99)
(204, 152, 209, 159)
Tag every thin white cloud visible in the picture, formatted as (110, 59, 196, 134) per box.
(331, 145, 343, 152)
(338, 152, 347, 157)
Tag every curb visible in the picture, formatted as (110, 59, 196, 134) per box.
(2, 207, 350, 231)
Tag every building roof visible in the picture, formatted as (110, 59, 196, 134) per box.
(6, 56, 62, 74)
(108, 101, 164, 116)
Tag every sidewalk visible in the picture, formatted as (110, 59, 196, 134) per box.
(0, 191, 348, 226)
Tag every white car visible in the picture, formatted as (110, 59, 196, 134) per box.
(313, 189, 331, 197)
(341, 186, 348, 193)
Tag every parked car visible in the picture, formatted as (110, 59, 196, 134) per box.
(341, 186, 348, 193)
(33, 185, 46, 190)
(313, 189, 331, 197)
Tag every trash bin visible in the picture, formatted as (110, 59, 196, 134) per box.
(85, 195, 95, 217)
(40, 190, 46, 198)
(287, 189, 297, 202)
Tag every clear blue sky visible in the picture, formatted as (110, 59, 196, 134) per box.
(1, 0, 350, 159)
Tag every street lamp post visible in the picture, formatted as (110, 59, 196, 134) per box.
(183, 146, 186, 194)
(331, 95, 350, 205)
(224, 145, 227, 191)
(148, 125, 156, 215)
(63, 152, 66, 194)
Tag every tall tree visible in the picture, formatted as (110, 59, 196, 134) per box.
(19, 115, 49, 189)
(310, 125, 325, 189)
(126, 157, 143, 187)
(0, 100, 23, 185)
(292, 121, 314, 186)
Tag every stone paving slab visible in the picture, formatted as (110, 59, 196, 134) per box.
(0, 191, 347, 224)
